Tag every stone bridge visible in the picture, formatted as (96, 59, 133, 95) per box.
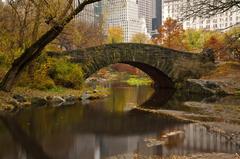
(49, 43, 215, 88)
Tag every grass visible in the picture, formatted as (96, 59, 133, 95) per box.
(125, 75, 152, 86)
(46, 86, 66, 93)
(12, 86, 83, 98)
(236, 89, 240, 96)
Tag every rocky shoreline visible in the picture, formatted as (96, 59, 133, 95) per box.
(107, 153, 240, 159)
(0, 88, 109, 112)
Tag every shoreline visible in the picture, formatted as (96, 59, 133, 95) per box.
(0, 86, 109, 112)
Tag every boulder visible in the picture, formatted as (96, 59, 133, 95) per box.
(1, 104, 15, 111)
(62, 95, 78, 106)
(47, 96, 65, 106)
(62, 95, 78, 102)
(31, 97, 47, 107)
(184, 79, 228, 95)
(13, 94, 27, 103)
(20, 102, 31, 108)
(81, 92, 91, 100)
(8, 99, 20, 107)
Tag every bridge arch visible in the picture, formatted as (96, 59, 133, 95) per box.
(121, 61, 174, 88)
(52, 43, 215, 89)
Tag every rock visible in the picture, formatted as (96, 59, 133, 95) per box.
(31, 97, 47, 107)
(201, 48, 215, 62)
(93, 89, 99, 93)
(81, 92, 101, 100)
(81, 99, 90, 104)
(81, 92, 91, 100)
(201, 96, 219, 103)
(1, 104, 15, 111)
(63, 95, 78, 102)
(47, 96, 65, 106)
(81, 90, 108, 101)
(13, 94, 27, 103)
(8, 99, 20, 107)
(62, 95, 78, 106)
(184, 79, 228, 95)
(20, 102, 31, 107)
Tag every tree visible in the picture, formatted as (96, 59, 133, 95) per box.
(223, 27, 240, 60)
(182, 0, 240, 19)
(153, 18, 186, 51)
(55, 20, 105, 50)
(204, 34, 225, 60)
(130, 33, 150, 44)
(107, 26, 124, 43)
(0, 0, 101, 91)
(184, 29, 205, 52)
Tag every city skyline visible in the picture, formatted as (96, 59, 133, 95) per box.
(73, 0, 240, 41)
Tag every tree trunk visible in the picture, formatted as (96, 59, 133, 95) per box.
(0, 25, 64, 91)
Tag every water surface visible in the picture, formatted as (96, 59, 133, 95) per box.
(0, 83, 238, 159)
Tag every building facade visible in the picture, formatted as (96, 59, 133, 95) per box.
(162, 0, 240, 30)
(138, 0, 153, 33)
(74, 0, 101, 24)
(102, 0, 149, 42)
(152, 0, 163, 34)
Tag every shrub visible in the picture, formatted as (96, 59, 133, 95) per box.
(30, 79, 56, 90)
(0, 54, 5, 65)
(16, 69, 56, 90)
(49, 59, 84, 89)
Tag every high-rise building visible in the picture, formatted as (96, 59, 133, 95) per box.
(162, 0, 240, 30)
(94, 2, 102, 23)
(152, 0, 162, 34)
(74, 0, 101, 24)
(102, 0, 149, 42)
(138, 0, 153, 33)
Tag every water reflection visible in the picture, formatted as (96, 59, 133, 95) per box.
(0, 115, 51, 159)
(0, 83, 239, 159)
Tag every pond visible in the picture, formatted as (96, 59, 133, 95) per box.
(0, 82, 238, 159)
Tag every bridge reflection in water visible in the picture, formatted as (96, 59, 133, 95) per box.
(0, 115, 238, 159)
(0, 84, 238, 159)
(68, 124, 238, 159)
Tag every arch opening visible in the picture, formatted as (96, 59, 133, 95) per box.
(121, 61, 175, 89)
(85, 61, 175, 89)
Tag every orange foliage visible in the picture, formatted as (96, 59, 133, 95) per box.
(111, 64, 142, 75)
(204, 35, 226, 60)
(153, 18, 186, 51)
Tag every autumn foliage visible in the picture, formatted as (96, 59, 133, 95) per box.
(153, 18, 186, 51)
(107, 26, 124, 43)
(204, 35, 225, 60)
(154, 18, 240, 61)
(131, 33, 150, 44)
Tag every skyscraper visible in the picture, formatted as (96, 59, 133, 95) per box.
(138, 0, 153, 33)
(102, 0, 149, 42)
(152, 0, 162, 35)
(74, 0, 100, 24)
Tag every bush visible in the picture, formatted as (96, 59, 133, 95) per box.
(16, 69, 56, 90)
(30, 79, 56, 90)
(49, 59, 84, 89)
(0, 54, 5, 65)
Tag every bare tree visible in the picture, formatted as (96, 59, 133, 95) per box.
(0, 0, 101, 91)
(181, 0, 240, 19)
